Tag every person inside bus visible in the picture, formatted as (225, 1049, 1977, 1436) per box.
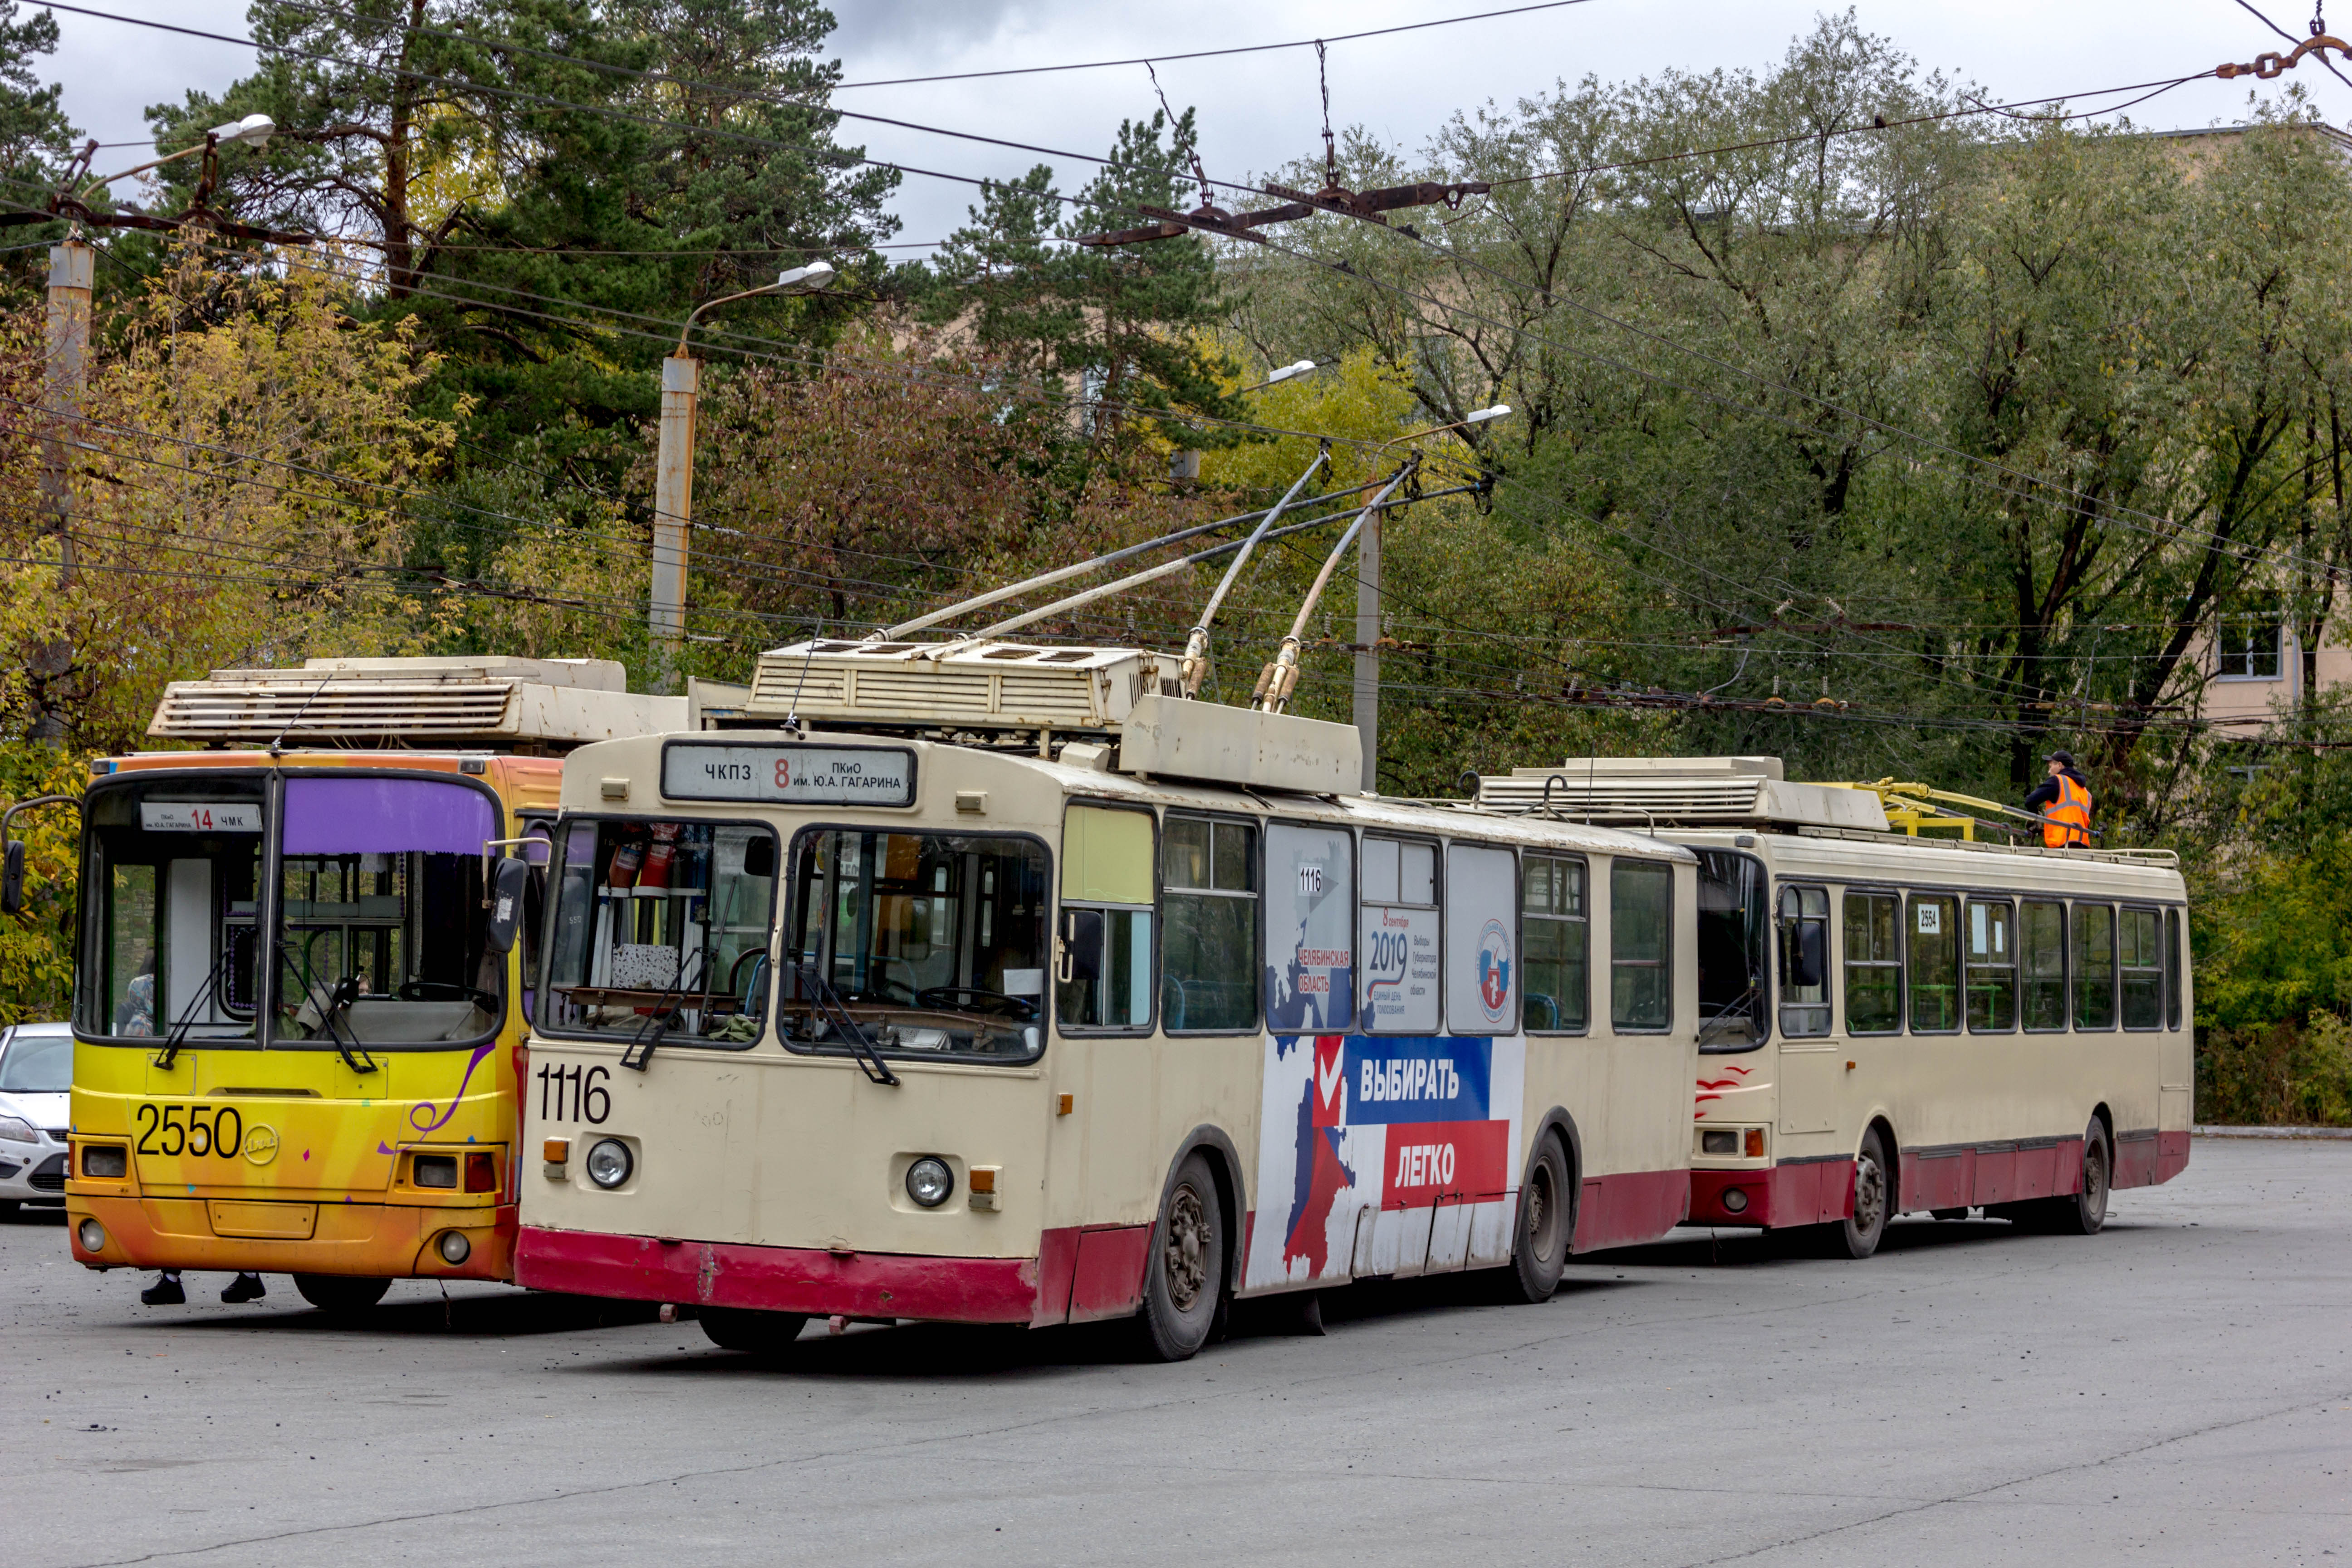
(2024, 750, 2093, 848)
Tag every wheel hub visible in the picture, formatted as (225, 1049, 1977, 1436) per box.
(1165, 1184, 1208, 1311)
(1854, 1152, 1886, 1235)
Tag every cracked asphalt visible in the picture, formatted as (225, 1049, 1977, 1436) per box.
(2, 1137, 2346, 1567)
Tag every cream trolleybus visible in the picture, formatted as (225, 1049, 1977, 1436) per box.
(64, 658, 690, 1307)
(516, 640, 1701, 1360)
(1479, 757, 2192, 1259)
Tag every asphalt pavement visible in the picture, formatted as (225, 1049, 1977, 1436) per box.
(2, 1137, 2345, 1568)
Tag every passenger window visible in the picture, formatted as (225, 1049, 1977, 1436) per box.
(1965, 900, 2016, 1032)
(1362, 836, 1441, 1033)
(1522, 855, 1588, 1034)
(2166, 907, 2183, 1029)
(1265, 823, 1354, 1032)
(1776, 885, 1830, 1038)
(2120, 906, 2163, 1030)
(1842, 891, 1901, 1035)
(1609, 859, 1673, 1032)
(1161, 816, 1257, 1032)
(2072, 903, 2117, 1031)
(1907, 894, 1960, 1032)
(1448, 843, 1521, 1033)
(2022, 899, 2068, 1031)
(1057, 806, 1154, 1033)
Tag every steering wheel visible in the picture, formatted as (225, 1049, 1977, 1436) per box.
(398, 979, 499, 1010)
(728, 949, 768, 994)
(914, 985, 1037, 1022)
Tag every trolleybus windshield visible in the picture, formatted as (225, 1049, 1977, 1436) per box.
(1695, 849, 1768, 1050)
(78, 772, 507, 1049)
(779, 828, 1049, 1063)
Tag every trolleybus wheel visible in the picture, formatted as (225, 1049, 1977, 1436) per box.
(698, 1306, 810, 1357)
(1136, 1152, 1225, 1362)
(1502, 1134, 1571, 1303)
(2037, 1122, 2111, 1236)
(292, 1274, 391, 1315)
(1828, 1128, 1891, 1260)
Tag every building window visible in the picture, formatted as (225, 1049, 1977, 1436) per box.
(2216, 605, 2283, 679)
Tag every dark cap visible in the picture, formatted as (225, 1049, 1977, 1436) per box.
(2044, 749, 2078, 769)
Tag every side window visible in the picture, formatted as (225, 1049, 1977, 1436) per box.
(1776, 885, 1831, 1038)
(1907, 894, 1960, 1033)
(2072, 903, 2117, 1031)
(1265, 823, 1354, 1032)
(1161, 816, 1257, 1033)
(1448, 842, 1521, 1034)
(1609, 858, 1673, 1032)
(1057, 806, 1155, 1033)
(1842, 891, 1901, 1035)
(2166, 906, 2184, 1029)
(2120, 905, 2163, 1030)
(2022, 899, 2068, 1031)
(1362, 836, 1441, 1033)
(1965, 899, 2016, 1033)
(1522, 855, 1588, 1034)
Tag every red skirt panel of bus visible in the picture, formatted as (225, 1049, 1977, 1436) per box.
(1691, 1128, 2190, 1228)
(1569, 1167, 1691, 1252)
(1689, 1158, 1853, 1229)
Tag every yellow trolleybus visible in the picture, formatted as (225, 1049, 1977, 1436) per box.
(1478, 758, 2192, 1258)
(515, 640, 1701, 1359)
(65, 658, 686, 1309)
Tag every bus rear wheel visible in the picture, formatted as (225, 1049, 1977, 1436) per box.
(1501, 1134, 1570, 1303)
(1136, 1152, 1225, 1362)
(2033, 1122, 2111, 1236)
(293, 1274, 390, 1315)
(699, 1306, 809, 1357)
(1826, 1129, 1891, 1260)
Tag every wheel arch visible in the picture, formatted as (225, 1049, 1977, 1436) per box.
(1161, 1124, 1246, 1300)
(1527, 1106, 1583, 1242)
(2088, 1102, 2115, 1147)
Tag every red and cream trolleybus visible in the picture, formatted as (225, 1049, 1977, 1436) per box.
(1479, 758, 2192, 1259)
(515, 639, 1701, 1360)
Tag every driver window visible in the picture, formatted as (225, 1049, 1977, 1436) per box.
(1058, 806, 1155, 1033)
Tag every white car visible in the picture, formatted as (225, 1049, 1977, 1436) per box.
(0, 1021, 70, 1217)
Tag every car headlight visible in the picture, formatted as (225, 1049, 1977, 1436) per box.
(0, 1114, 34, 1144)
(905, 1156, 954, 1209)
(584, 1138, 633, 1190)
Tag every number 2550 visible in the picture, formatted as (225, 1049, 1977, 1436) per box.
(133, 1103, 244, 1159)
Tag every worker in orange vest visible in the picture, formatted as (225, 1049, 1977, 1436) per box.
(2023, 750, 2093, 848)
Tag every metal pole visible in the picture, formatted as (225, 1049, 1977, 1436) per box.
(649, 353, 698, 694)
(30, 239, 92, 743)
(1353, 499, 1379, 791)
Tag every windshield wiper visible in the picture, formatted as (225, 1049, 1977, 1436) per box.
(791, 962, 900, 1087)
(151, 950, 231, 1069)
(619, 952, 707, 1073)
(1697, 981, 1764, 1049)
(277, 942, 377, 1074)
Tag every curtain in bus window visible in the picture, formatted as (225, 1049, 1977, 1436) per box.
(1058, 807, 1153, 1031)
(1521, 855, 1587, 1034)
(1777, 886, 1830, 1037)
(1907, 894, 1960, 1033)
(1265, 823, 1353, 1032)
(1609, 859, 1672, 1032)
(1362, 837, 1442, 1033)
(2119, 906, 2163, 1029)
(1966, 900, 2016, 1032)
(1842, 892, 1901, 1034)
(2072, 903, 2117, 1030)
(2166, 907, 2183, 1029)
(1161, 817, 1256, 1032)
(1448, 843, 1520, 1034)
(2022, 899, 2067, 1031)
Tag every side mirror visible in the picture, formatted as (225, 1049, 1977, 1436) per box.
(485, 856, 532, 954)
(1795, 921, 1827, 990)
(743, 835, 774, 879)
(1, 839, 22, 916)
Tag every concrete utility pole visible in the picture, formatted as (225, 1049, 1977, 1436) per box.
(29, 238, 92, 743)
(648, 262, 834, 693)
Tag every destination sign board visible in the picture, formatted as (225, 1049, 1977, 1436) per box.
(660, 742, 916, 808)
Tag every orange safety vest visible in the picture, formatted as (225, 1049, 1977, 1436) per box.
(2042, 774, 2092, 848)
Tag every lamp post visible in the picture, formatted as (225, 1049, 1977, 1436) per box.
(649, 261, 835, 691)
(1351, 403, 1512, 791)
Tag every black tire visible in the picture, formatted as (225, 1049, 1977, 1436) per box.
(2040, 1122, 2111, 1236)
(1135, 1152, 1225, 1362)
(1501, 1134, 1571, 1303)
(1827, 1128, 1891, 1260)
(292, 1274, 391, 1314)
(698, 1306, 810, 1356)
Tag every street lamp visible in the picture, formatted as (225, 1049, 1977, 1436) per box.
(652, 260, 838, 689)
(80, 114, 276, 199)
(1241, 358, 1319, 393)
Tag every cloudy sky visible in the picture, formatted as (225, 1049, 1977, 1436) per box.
(39, 0, 2351, 247)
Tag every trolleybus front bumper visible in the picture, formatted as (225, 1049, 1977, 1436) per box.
(67, 1190, 516, 1282)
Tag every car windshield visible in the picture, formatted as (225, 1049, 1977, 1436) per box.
(780, 829, 1049, 1062)
(0, 1032, 69, 1092)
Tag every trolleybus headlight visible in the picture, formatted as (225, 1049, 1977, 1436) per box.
(906, 1156, 954, 1209)
(437, 1230, 471, 1264)
(82, 1144, 127, 1178)
(77, 1219, 104, 1253)
(585, 1138, 633, 1190)
(1722, 1188, 1750, 1215)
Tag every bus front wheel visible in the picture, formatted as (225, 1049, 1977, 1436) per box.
(1136, 1152, 1225, 1362)
(699, 1306, 809, 1357)
(293, 1274, 391, 1315)
(1826, 1129, 1891, 1260)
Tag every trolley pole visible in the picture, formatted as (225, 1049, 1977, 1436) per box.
(648, 353, 696, 695)
(30, 238, 92, 743)
(1352, 500, 1380, 793)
